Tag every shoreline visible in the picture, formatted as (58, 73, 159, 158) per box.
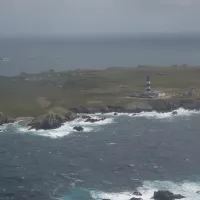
(1, 98, 200, 130)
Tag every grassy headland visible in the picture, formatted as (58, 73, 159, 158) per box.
(1, 66, 200, 117)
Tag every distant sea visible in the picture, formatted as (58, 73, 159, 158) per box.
(1, 36, 200, 76)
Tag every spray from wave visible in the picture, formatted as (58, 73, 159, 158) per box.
(90, 181, 200, 200)
(0, 116, 114, 138)
(132, 108, 199, 119)
(100, 108, 200, 119)
(1, 108, 200, 138)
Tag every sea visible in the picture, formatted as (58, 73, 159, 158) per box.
(1, 109, 200, 200)
(1, 36, 200, 75)
(1, 36, 200, 200)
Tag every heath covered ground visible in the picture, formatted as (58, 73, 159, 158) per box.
(1, 66, 200, 117)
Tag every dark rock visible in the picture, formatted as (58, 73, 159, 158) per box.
(133, 191, 142, 196)
(153, 190, 185, 200)
(71, 105, 123, 114)
(70, 106, 101, 114)
(85, 117, 105, 123)
(73, 126, 84, 131)
(62, 111, 78, 121)
(81, 115, 91, 119)
(0, 112, 7, 126)
(114, 113, 118, 116)
(149, 99, 180, 112)
(130, 198, 143, 200)
(173, 194, 185, 199)
(180, 99, 199, 110)
(172, 111, 178, 115)
(132, 114, 137, 116)
(28, 112, 77, 130)
(107, 105, 124, 113)
(125, 102, 152, 113)
(28, 113, 62, 130)
(70, 99, 200, 115)
(196, 190, 200, 194)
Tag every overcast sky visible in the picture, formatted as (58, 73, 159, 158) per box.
(0, 0, 200, 38)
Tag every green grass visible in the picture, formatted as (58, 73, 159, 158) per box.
(1, 66, 200, 117)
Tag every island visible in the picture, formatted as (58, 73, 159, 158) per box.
(1, 66, 200, 129)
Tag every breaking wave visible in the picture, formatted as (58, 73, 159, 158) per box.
(100, 108, 200, 119)
(0, 116, 114, 138)
(133, 108, 200, 119)
(90, 181, 200, 200)
(1, 108, 200, 138)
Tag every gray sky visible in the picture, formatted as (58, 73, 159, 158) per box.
(0, 0, 200, 38)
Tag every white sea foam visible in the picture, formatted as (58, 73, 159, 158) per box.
(0, 123, 8, 132)
(97, 112, 133, 117)
(90, 180, 200, 200)
(90, 190, 133, 200)
(15, 116, 114, 138)
(1, 108, 199, 138)
(134, 108, 200, 119)
(97, 108, 200, 119)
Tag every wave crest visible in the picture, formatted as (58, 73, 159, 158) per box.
(90, 180, 200, 200)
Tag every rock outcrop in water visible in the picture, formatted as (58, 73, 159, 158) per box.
(73, 126, 84, 131)
(133, 191, 142, 196)
(83, 116, 106, 123)
(153, 190, 185, 200)
(130, 197, 143, 200)
(28, 112, 78, 130)
(172, 111, 178, 115)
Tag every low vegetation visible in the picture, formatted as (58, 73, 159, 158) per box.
(1, 66, 200, 117)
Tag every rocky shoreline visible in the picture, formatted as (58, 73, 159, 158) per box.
(70, 98, 200, 114)
(1, 99, 200, 130)
(129, 190, 186, 200)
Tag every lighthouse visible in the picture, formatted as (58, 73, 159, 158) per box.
(146, 75, 151, 92)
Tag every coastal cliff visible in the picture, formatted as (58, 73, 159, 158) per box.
(28, 98, 200, 130)
(70, 98, 200, 114)
(0, 98, 200, 130)
(27, 112, 78, 130)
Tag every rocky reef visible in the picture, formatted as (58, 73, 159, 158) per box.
(73, 126, 84, 131)
(83, 115, 106, 123)
(70, 99, 200, 114)
(1, 98, 200, 130)
(153, 190, 185, 200)
(102, 190, 186, 200)
(27, 112, 78, 130)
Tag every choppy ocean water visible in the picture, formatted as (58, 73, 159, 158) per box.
(1, 108, 200, 200)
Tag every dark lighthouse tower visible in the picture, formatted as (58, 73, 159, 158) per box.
(146, 75, 151, 92)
